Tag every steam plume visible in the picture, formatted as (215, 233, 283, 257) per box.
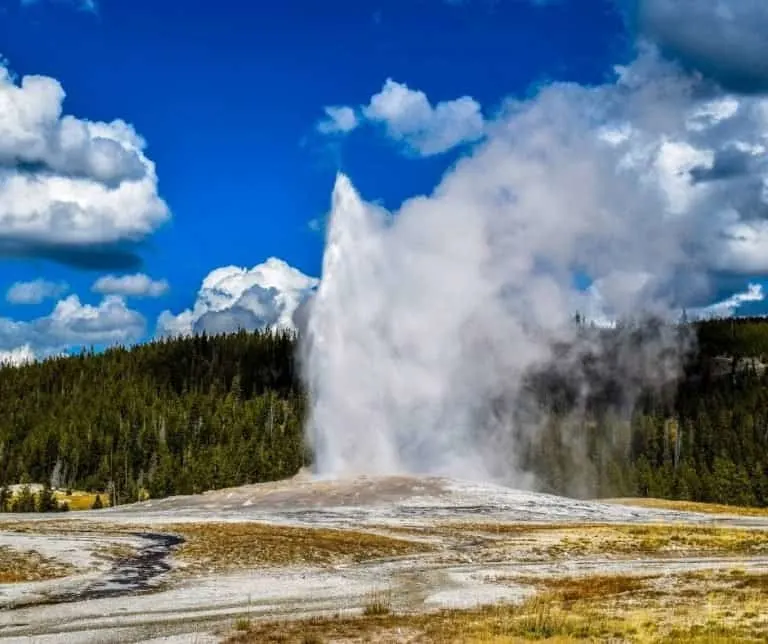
(302, 49, 768, 487)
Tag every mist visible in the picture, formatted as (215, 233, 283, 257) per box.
(301, 48, 768, 491)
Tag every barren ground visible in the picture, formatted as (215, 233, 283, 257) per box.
(1, 475, 768, 643)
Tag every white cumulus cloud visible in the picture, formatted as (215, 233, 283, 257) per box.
(157, 257, 318, 337)
(316, 106, 359, 135)
(6, 279, 68, 304)
(0, 62, 169, 265)
(0, 294, 146, 359)
(363, 79, 485, 155)
(317, 79, 485, 156)
(92, 273, 169, 298)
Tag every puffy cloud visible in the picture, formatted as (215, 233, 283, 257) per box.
(0, 63, 169, 267)
(316, 106, 359, 135)
(312, 50, 768, 341)
(92, 273, 169, 298)
(634, 0, 768, 93)
(157, 257, 318, 337)
(363, 79, 485, 155)
(538, 51, 766, 307)
(6, 278, 68, 304)
(0, 294, 145, 358)
(317, 79, 485, 156)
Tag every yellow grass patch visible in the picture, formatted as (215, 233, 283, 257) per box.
(0, 545, 74, 584)
(0, 520, 430, 573)
(549, 524, 768, 559)
(55, 490, 110, 511)
(606, 498, 768, 518)
(166, 522, 433, 573)
(0, 520, 115, 536)
(508, 573, 656, 602)
(431, 521, 768, 562)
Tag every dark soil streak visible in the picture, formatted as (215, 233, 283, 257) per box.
(8, 532, 184, 609)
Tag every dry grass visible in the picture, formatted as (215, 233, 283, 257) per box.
(684, 569, 768, 593)
(3, 513, 768, 641)
(606, 498, 768, 518)
(0, 519, 131, 536)
(0, 545, 74, 583)
(226, 569, 768, 643)
(431, 521, 768, 562)
(55, 490, 110, 511)
(0, 519, 429, 574)
(224, 597, 611, 643)
(362, 590, 393, 617)
(6, 518, 765, 575)
(509, 573, 656, 602)
(165, 522, 433, 573)
(94, 542, 138, 562)
(563, 524, 768, 557)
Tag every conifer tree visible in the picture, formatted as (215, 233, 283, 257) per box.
(37, 483, 58, 513)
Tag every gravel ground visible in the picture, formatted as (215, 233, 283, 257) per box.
(1, 475, 767, 644)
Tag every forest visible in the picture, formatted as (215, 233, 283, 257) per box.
(1, 317, 768, 509)
(0, 330, 306, 508)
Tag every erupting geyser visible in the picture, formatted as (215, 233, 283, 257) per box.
(303, 173, 514, 480)
(302, 50, 768, 485)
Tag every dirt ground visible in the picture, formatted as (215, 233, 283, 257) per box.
(1, 475, 768, 643)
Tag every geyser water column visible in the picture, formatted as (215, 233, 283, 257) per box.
(301, 52, 741, 484)
(303, 174, 510, 480)
(303, 174, 399, 476)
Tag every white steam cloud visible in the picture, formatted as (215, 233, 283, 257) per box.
(302, 48, 768, 484)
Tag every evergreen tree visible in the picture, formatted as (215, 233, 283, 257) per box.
(37, 483, 58, 513)
(12, 485, 36, 513)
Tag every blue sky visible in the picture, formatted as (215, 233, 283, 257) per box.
(0, 0, 767, 361)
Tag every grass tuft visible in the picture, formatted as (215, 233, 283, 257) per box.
(362, 590, 392, 617)
(233, 617, 251, 632)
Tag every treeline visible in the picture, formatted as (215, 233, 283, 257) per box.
(2, 319, 768, 508)
(520, 317, 768, 506)
(0, 484, 70, 513)
(0, 330, 306, 505)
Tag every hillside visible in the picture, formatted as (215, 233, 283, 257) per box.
(1, 318, 768, 509)
(0, 330, 306, 506)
